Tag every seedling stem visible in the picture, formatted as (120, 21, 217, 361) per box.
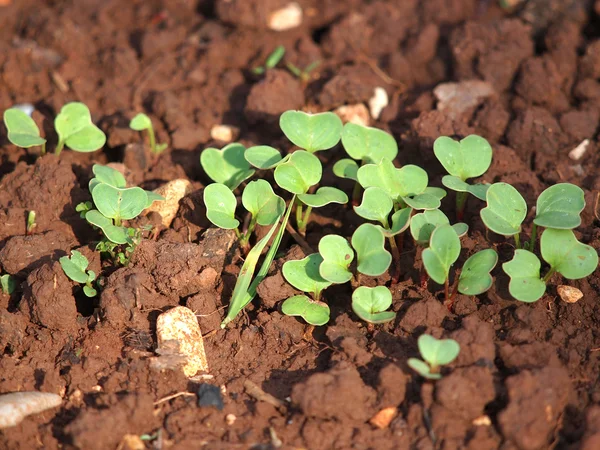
(542, 268, 556, 283)
(514, 233, 521, 249)
(456, 191, 468, 222)
(529, 222, 538, 250)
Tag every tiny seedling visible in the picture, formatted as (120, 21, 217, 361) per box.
(252, 45, 286, 75)
(286, 60, 321, 83)
(0, 274, 16, 295)
(54, 102, 106, 156)
(422, 224, 461, 302)
(26, 211, 36, 235)
(3, 108, 47, 154)
(318, 234, 354, 283)
(282, 253, 332, 325)
(59, 250, 97, 297)
(480, 182, 527, 247)
(433, 135, 492, 221)
(408, 334, 460, 380)
(201, 143, 255, 190)
(457, 249, 498, 295)
(279, 110, 343, 153)
(130, 113, 167, 154)
(351, 286, 396, 324)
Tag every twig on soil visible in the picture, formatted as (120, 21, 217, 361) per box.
(594, 192, 600, 222)
(196, 306, 227, 317)
(243, 380, 287, 412)
(153, 391, 196, 405)
(285, 222, 314, 254)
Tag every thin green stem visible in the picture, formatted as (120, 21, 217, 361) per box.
(302, 206, 313, 229)
(456, 191, 468, 222)
(529, 222, 538, 251)
(542, 267, 556, 283)
(148, 125, 157, 154)
(444, 278, 450, 303)
(114, 218, 122, 227)
(351, 181, 362, 206)
(41, 142, 46, 155)
(55, 140, 65, 157)
(514, 233, 521, 249)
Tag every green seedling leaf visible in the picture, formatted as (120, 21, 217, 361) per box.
(351, 223, 392, 276)
(92, 164, 126, 188)
(283, 253, 332, 298)
(502, 249, 546, 302)
(279, 111, 343, 153)
(357, 160, 428, 203)
(433, 135, 492, 180)
(145, 191, 165, 208)
(203, 183, 240, 230)
(0, 274, 16, 295)
(298, 187, 348, 208)
(3, 108, 46, 148)
(441, 175, 489, 201)
(422, 224, 461, 284)
(341, 123, 398, 163)
(245, 145, 284, 169)
(274, 150, 322, 194)
(83, 285, 97, 297)
(452, 222, 469, 237)
(54, 102, 106, 152)
(481, 183, 527, 236)
(351, 286, 396, 324)
(407, 358, 438, 379)
(418, 334, 461, 368)
(92, 184, 148, 221)
(534, 183, 585, 229)
(129, 113, 152, 131)
(265, 45, 285, 68)
(281, 295, 330, 326)
(59, 250, 91, 284)
(424, 187, 447, 200)
(85, 210, 130, 244)
(403, 193, 441, 210)
(242, 180, 285, 226)
(318, 234, 354, 284)
(458, 249, 498, 295)
(410, 209, 450, 245)
(332, 158, 359, 181)
(382, 207, 413, 237)
(200, 143, 255, 190)
(541, 229, 598, 279)
(354, 187, 393, 225)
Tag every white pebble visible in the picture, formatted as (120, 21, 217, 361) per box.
(368, 87, 389, 120)
(210, 124, 240, 143)
(0, 392, 62, 428)
(146, 179, 193, 228)
(557, 285, 583, 304)
(568, 139, 590, 161)
(334, 104, 370, 127)
(268, 2, 302, 31)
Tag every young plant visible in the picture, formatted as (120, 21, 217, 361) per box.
(3, 108, 47, 154)
(200, 143, 255, 190)
(422, 224, 461, 302)
(433, 135, 492, 221)
(59, 250, 97, 297)
(252, 45, 285, 75)
(457, 249, 498, 296)
(26, 211, 36, 235)
(480, 182, 527, 247)
(279, 110, 343, 154)
(0, 274, 16, 295)
(503, 229, 597, 302)
(408, 334, 460, 380)
(281, 254, 332, 326)
(130, 113, 167, 154)
(286, 60, 321, 83)
(351, 286, 396, 324)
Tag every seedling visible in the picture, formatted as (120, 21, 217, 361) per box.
(26, 211, 36, 235)
(59, 250, 97, 297)
(252, 45, 285, 75)
(282, 254, 332, 325)
(3, 108, 47, 154)
(433, 135, 492, 221)
(457, 249, 498, 296)
(480, 182, 527, 247)
(200, 143, 255, 190)
(130, 113, 167, 154)
(422, 224, 461, 302)
(54, 103, 106, 156)
(0, 274, 16, 295)
(408, 334, 460, 380)
(279, 110, 343, 153)
(351, 286, 396, 324)
(286, 60, 321, 83)
(503, 229, 598, 302)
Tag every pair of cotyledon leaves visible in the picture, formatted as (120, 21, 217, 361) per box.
(408, 334, 461, 380)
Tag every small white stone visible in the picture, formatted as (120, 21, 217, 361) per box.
(145, 179, 193, 228)
(368, 87, 389, 120)
(557, 285, 583, 304)
(268, 2, 302, 31)
(210, 124, 240, 143)
(156, 306, 208, 377)
(0, 392, 62, 428)
(472, 415, 492, 426)
(334, 104, 370, 127)
(226, 413, 237, 425)
(568, 139, 590, 161)
(434, 80, 495, 120)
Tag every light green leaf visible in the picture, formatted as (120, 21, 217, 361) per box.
(200, 143, 255, 190)
(245, 145, 284, 169)
(85, 210, 130, 244)
(357, 159, 428, 203)
(0, 274, 16, 295)
(59, 250, 89, 284)
(480, 183, 527, 236)
(298, 187, 348, 208)
(441, 175, 489, 201)
(281, 295, 330, 326)
(534, 183, 585, 230)
(144, 191, 165, 208)
(424, 186, 447, 200)
(502, 249, 546, 302)
(83, 285, 97, 297)
(403, 193, 440, 210)
(92, 164, 126, 188)
(55, 102, 106, 152)
(283, 253, 333, 297)
(129, 113, 152, 131)
(458, 249, 498, 295)
(341, 122, 398, 163)
(354, 187, 393, 225)
(351, 286, 396, 324)
(422, 224, 461, 284)
(333, 158, 359, 181)
(92, 184, 148, 221)
(433, 135, 492, 180)
(280, 110, 343, 153)
(408, 358, 439, 380)
(351, 223, 392, 276)
(381, 207, 412, 237)
(3, 108, 46, 148)
(410, 209, 450, 245)
(418, 334, 460, 367)
(274, 150, 322, 194)
(318, 234, 354, 284)
(203, 183, 240, 230)
(242, 180, 285, 226)
(541, 229, 598, 279)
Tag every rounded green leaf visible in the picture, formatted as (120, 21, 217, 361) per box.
(318, 235, 354, 284)
(383, 207, 412, 236)
(534, 183, 585, 230)
(541, 229, 598, 279)
(408, 358, 438, 380)
(266, 45, 286, 69)
(279, 110, 343, 153)
(354, 187, 393, 225)
(410, 209, 450, 245)
(441, 175, 489, 201)
(341, 123, 398, 163)
(403, 193, 441, 210)
(283, 253, 333, 296)
(245, 145, 284, 169)
(424, 186, 447, 200)
(145, 191, 165, 208)
(433, 135, 492, 180)
(452, 222, 469, 237)
(3, 108, 46, 148)
(55, 102, 106, 152)
(458, 249, 498, 295)
(203, 183, 240, 229)
(357, 160, 428, 202)
(502, 249, 546, 302)
(92, 184, 148, 221)
(200, 143, 255, 190)
(351, 223, 392, 276)
(274, 150, 322, 194)
(281, 295, 330, 326)
(298, 187, 348, 208)
(242, 180, 285, 226)
(92, 164, 126, 188)
(332, 158, 359, 181)
(422, 224, 461, 284)
(85, 210, 129, 244)
(418, 334, 460, 367)
(351, 286, 396, 324)
(129, 113, 152, 131)
(480, 183, 527, 236)
(59, 250, 89, 284)
(83, 285, 97, 297)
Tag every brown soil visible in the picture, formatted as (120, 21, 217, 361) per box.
(1, 0, 600, 449)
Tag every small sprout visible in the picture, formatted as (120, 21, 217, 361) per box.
(91, 163, 127, 188)
(3, 108, 47, 153)
(252, 45, 286, 75)
(85, 210, 130, 244)
(203, 183, 240, 230)
(408, 334, 460, 380)
(59, 250, 97, 297)
(26, 211, 36, 235)
(354, 187, 394, 227)
(351, 286, 396, 324)
(0, 274, 16, 295)
(410, 209, 467, 246)
(92, 184, 149, 226)
(245, 145, 286, 169)
(274, 150, 322, 194)
(422, 224, 461, 300)
(458, 249, 498, 295)
(541, 229, 598, 281)
(434, 135, 493, 220)
(129, 112, 167, 154)
(318, 234, 354, 284)
(279, 111, 343, 153)
(332, 158, 359, 181)
(281, 295, 330, 326)
(502, 249, 547, 302)
(54, 102, 106, 156)
(351, 224, 392, 276)
(242, 180, 286, 227)
(286, 60, 321, 83)
(533, 183, 585, 229)
(200, 143, 255, 190)
(341, 122, 398, 164)
(480, 182, 527, 247)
